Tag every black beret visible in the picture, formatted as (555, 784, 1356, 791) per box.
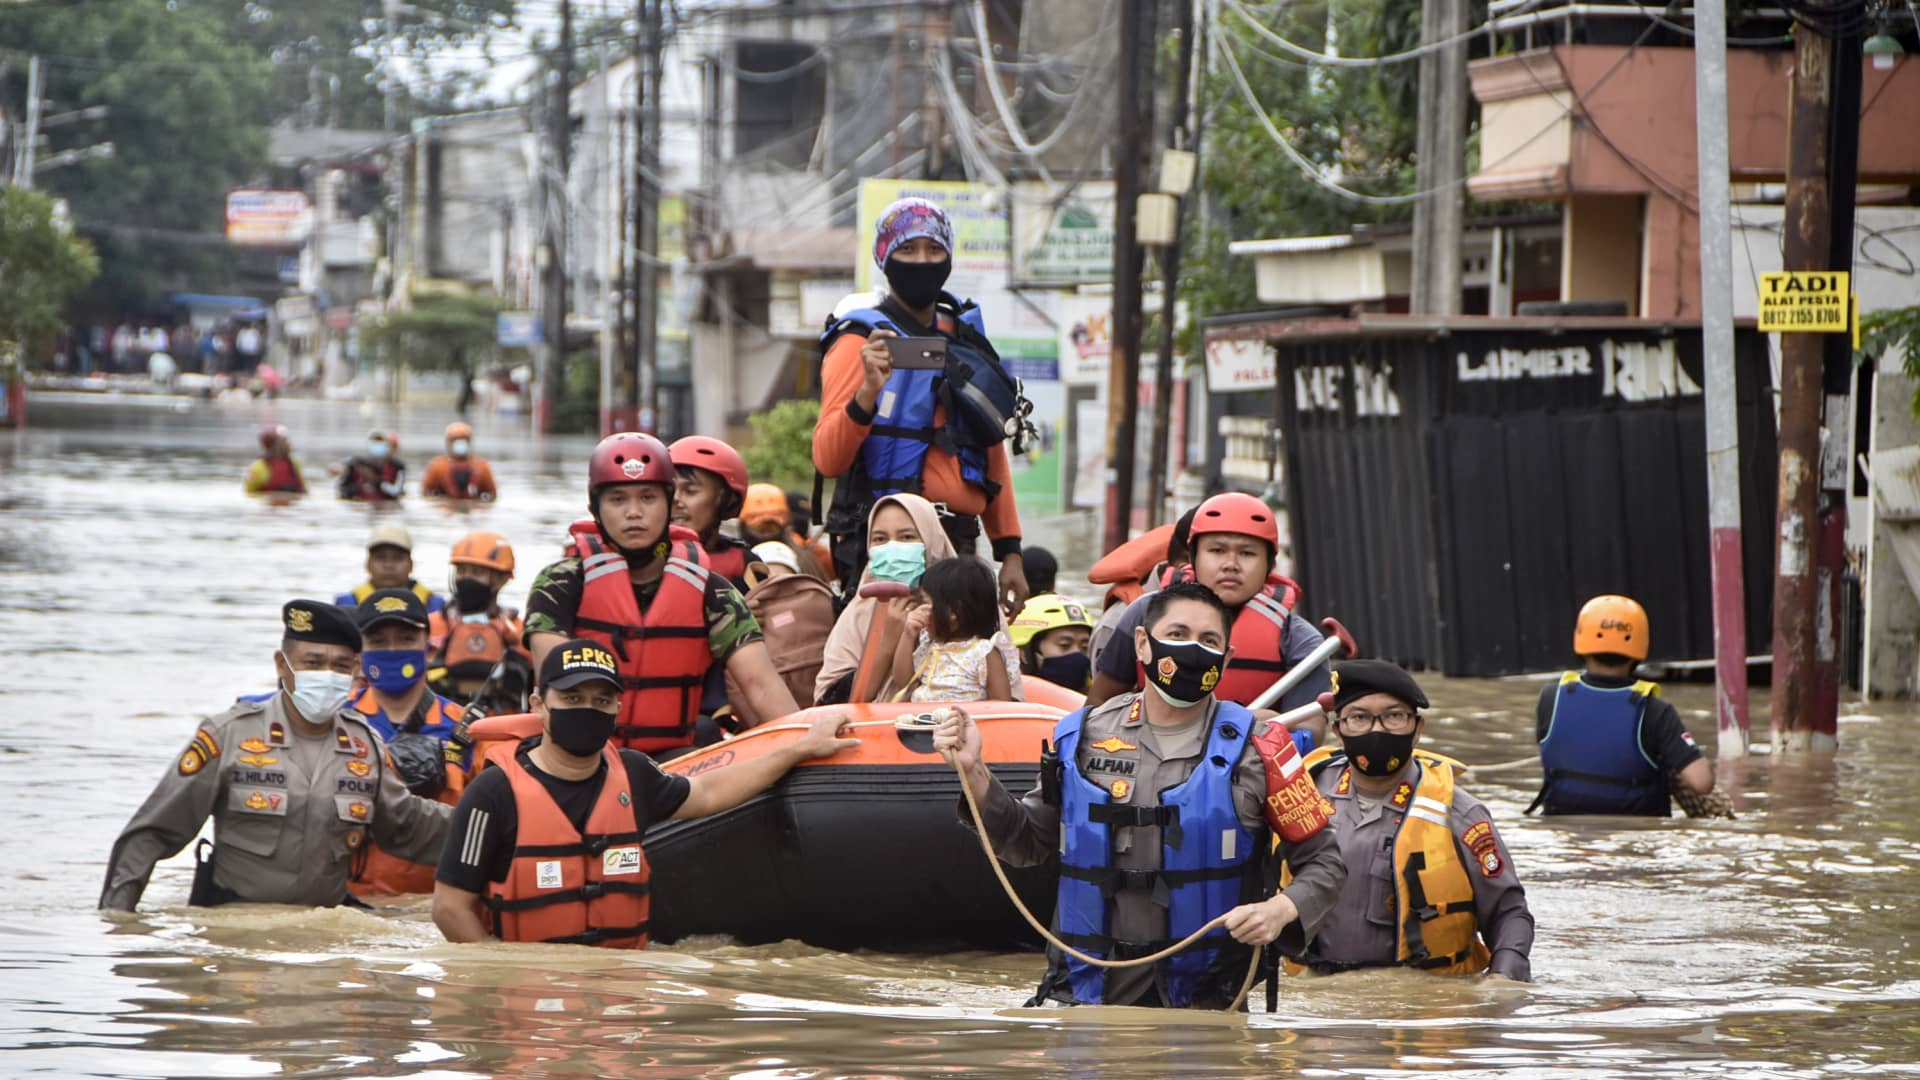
(1332, 659, 1429, 712)
(281, 600, 362, 651)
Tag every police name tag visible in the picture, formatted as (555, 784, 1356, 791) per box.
(536, 860, 564, 889)
(602, 847, 643, 876)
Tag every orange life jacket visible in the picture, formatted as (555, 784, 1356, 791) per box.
(484, 741, 651, 948)
(571, 538, 713, 754)
(430, 608, 526, 680)
(742, 571, 838, 707)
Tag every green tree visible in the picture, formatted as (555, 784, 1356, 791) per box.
(0, 0, 274, 315)
(1858, 304, 1920, 413)
(0, 189, 99, 361)
(360, 289, 510, 372)
(175, 0, 522, 129)
(742, 399, 823, 493)
(1183, 0, 1433, 321)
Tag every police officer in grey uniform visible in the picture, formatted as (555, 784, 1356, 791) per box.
(100, 600, 452, 911)
(935, 582, 1346, 1009)
(1287, 660, 1534, 981)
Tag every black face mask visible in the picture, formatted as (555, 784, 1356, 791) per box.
(1141, 636, 1226, 708)
(884, 257, 952, 310)
(1343, 729, 1417, 777)
(1036, 652, 1092, 692)
(453, 577, 496, 613)
(548, 706, 617, 757)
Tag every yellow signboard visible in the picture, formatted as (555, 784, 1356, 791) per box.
(1757, 271, 1851, 333)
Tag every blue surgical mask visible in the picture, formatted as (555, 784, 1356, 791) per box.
(867, 540, 927, 587)
(368, 441, 390, 459)
(450, 439, 471, 457)
(282, 665, 354, 723)
(363, 648, 427, 694)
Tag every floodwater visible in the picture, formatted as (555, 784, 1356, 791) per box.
(2, 393, 1917, 1078)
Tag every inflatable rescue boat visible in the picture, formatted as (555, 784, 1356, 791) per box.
(469, 681, 1084, 951)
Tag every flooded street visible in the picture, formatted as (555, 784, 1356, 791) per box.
(3, 394, 1918, 1077)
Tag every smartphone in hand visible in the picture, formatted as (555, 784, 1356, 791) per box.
(885, 337, 949, 370)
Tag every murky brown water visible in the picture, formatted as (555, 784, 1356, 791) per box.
(3, 393, 1917, 1077)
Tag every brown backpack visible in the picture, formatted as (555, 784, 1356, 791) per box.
(734, 571, 839, 715)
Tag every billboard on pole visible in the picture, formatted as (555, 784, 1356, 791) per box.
(225, 190, 312, 247)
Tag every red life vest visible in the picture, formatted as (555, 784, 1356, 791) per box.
(571, 538, 713, 754)
(484, 741, 651, 948)
(1214, 591, 1297, 705)
(702, 537, 750, 587)
(265, 457, 304, 493)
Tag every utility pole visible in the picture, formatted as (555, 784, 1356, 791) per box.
(1104, 0, 1153, 551)
(14, 56, 42, 190)
(1771, 24, 1838, 753)
(540, 1, 574, 434)
(1410, 0, 1466, 314)
(1810, 19, 1862, 750)
(1692, 0, 1749, 757)
(631, 0, 663, 434)
(1147, 0, 1198, 527)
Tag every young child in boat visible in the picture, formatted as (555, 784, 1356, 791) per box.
(892, 557, 1025, 703)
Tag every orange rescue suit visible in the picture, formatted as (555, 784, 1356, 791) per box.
(484, 741, 652, 947)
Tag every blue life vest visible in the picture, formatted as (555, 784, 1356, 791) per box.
(823, 302, 995, 503)
(1050, 701, 1259, 1007)
(1537, 673, 1669, 816)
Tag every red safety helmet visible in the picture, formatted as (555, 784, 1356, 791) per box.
(588, 432, 674, 501)
(669, 435, 750, 499)
(1187, 492, 1280, 549)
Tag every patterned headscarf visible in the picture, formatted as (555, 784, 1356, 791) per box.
(872, 197, 954, 268)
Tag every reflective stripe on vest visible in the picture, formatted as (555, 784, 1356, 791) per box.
(572, 552, 712, 754)
(483, 742, 650, 948)
(1213, 592, 1294, 705)
(827, 306, 989, 497)
(1538, 673, 1666, 815)
(1052, 701, 1258, 1006)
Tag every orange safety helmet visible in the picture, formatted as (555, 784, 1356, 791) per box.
(669, 436, 750, 499)
(450, 530, 515, 576)
(1187, 492, 1280, 549)
(740, 482, 790, 528)
(1573, 594, 1649, 661)
(444, 421, 473, 442)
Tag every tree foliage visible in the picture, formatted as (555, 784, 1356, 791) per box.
(174, 0, 522, 130)
(359, 289, 511, 372)
(1182, 0, 1433, 322)
(0, 189, 99, 360)
(0, 0, 273, 314)
(1858, 303, 1920, 414)
(742, 399, 823, 493)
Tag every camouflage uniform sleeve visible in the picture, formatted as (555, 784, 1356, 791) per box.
(521, 558, 585, 640)
(100, 716, 231, 910)
(704, 576, 765, 664)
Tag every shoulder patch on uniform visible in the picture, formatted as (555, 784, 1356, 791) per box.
(178, 728, 220, 775)
(1462, 820, 1503, 876)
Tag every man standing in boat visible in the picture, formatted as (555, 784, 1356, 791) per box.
(431, 639, 859, 947)
(1088, 493, 1330, 744)
(933, 582, 1347, 1009)
(522, 433, 807, 756)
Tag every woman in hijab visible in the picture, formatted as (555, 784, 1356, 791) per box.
(815, 493, 956, 704)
